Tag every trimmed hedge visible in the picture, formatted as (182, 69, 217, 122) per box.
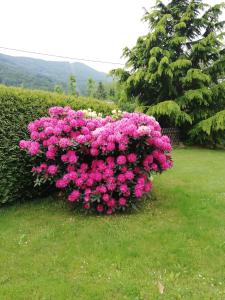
(0, 85, 117, 204)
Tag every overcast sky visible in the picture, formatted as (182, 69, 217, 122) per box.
(0, 0, 220, 73)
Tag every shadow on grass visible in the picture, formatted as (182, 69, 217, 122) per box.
(0, 189, 159, 219)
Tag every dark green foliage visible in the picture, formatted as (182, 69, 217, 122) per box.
(146, 100, 192, 127)
(113, 0, 225, 146)
(95, 81, 107, 100)
(0, 85, 116, 204)
(86, 77, 96, 97)
(85, 78, 122, 102)
(54, 84, 64, 94)
(68, 75, 77, 96)
(189, 110, 225, 146)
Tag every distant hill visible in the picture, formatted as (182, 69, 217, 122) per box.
(0, 53, 111, 95)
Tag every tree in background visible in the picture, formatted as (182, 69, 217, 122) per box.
(54, 84, 63, 94)
(86, 77, 96, 97)
(112, 0, 225, 146)
(95, 81, 107, 100)
(68, 75, 77, 96)
(109, 87, 115, 98)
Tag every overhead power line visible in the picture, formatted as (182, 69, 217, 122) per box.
(0, 46, 124, 66)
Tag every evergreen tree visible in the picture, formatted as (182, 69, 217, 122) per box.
(112, 0, 225, 145)
(86, 77, 95, 97)
(54, 84, 63, 94)
(109, 87, 115, 98)
(95, 81, 107, 99)
(68, 75, 77, 96)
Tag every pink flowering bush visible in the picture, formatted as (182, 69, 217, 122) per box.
(19, 106, 173, 214)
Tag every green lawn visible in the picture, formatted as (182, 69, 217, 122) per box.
(0, 148, 225, 299)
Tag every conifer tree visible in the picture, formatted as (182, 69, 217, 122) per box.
(54, 84, 63, 94)
(68, 75, 77, 96)
(86, 77, 95, 97)
(112, 0, 225, 145)
(95, 82, 107, 99)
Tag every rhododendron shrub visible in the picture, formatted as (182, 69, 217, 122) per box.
(20, 106, 173, 214)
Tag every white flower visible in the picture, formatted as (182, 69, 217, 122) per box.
(81, 109, 102, 118)
(137, 125, 151, 136)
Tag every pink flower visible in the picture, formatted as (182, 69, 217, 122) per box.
(120, 184, 128, 194)
(28, 142, 40, 156)
(144, 182, 152, 192)
(127, 153, 137, 163)
(47, 136, 58, 145)
(49, 106, 64, 116)
(80, 163, 88, 171)
(54, 126, 62, 135)
(67, 165, 75, 172)
(19, 140, 30, 149)
(31, 131, 40, 140)
(106, 142, 115, 152)
(46, 150, 56, 160)
(125, 171, 134, 180)
(118, 174, 126, 183)
(108, 199, 116, 207)
(121, 166, 128, 173)
(84, 203, 90, 209)
(86, 178, 94, 186)
(117, 155, 126, 165)
(119, 143, 127, 151)
(47, 165, 58, 175)
(44, 127, 54, 135)
(69, 171, 77, 181)
(40, 163, 47, 170)
(63, 125, 71, 133)
(107, 208, 113, 215)
(90, 148, 99, 156)
(119, 197, 126, 206)
(56, 178, 68, 188)
(102, 194, 110, 202)
(106, 156, 114, 164)
(67, 150, 77, 164)
(68, 190, 80, 202)
(107, 184, 116, 191)
(59, 138, 71, 148)
(151, 163, 158, 171)
(84, 195, 90, 202)
(76, 135, 87, 144)
(75, 178, 84, 187)
(104, 168, 114, 178)
(135, 188, 143, 198)
(97, 204, 104, 212)
(93, 172, 102, 182)
(61, 154, 68, 162)
(85, 188, 91, 195)
(96, 185, 107, 193)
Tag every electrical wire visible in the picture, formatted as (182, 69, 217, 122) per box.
(0, 46, 124, 66)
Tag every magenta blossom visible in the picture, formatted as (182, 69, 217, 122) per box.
(47, 165, 58, 175)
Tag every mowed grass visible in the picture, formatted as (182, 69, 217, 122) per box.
(0, 148, 225, 300)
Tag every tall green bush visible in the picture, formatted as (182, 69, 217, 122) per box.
(0, 85, 117, 204)
(112, 0, 225, 146)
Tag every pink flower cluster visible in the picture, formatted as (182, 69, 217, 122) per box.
(20, 106, 173, 214)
